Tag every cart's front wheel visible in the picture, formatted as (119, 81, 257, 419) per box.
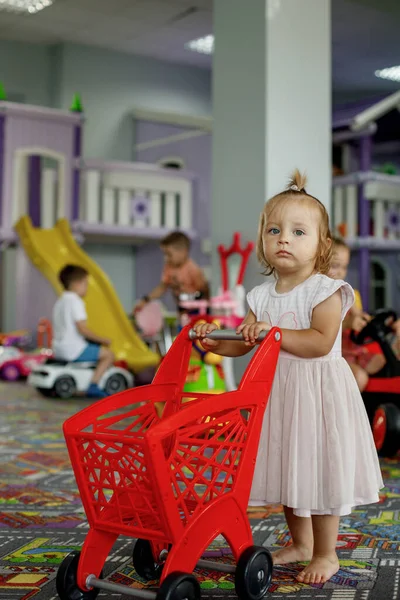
(132, 539, 164, 581)
(56, 551, 101, 600)
(157, 573, 200, 600)
(235, 546, 273, 600)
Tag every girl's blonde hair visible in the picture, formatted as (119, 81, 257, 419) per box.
(256, 169, 332, 276)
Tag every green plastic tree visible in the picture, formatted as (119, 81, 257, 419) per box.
(70, 93, 83, 112)
(0, 82, 7, 101)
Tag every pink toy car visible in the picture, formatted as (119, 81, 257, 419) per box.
(0, 349, 52, 381)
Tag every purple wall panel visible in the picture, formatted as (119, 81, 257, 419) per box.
(15, 246, 57, 333)
(0, 115, 4, 227)
(72, 125, 82, 220)
(3, 111, 76, 329)
(2, 114, 74, 229)
(133, 121, 211, 306)
(358, 136, 372, 311)
(28, 155, 41, 226)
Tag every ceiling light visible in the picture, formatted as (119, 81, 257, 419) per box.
(375, 66, 400, 83)
(185, 35, 214, 55)
(0, 0, 53, 14)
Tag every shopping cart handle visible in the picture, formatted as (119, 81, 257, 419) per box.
(188, 328, 269, 341)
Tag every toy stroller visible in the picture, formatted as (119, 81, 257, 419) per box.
(56, 325, 281, 600)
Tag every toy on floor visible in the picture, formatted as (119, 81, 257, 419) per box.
(184, 317, 226, 394)
(56, 325, 281, 600)
(0, 329, 31, 347)
(0, 319, 52, 381)
(28, 319, 133, 399)
(28, 359, 134, 399)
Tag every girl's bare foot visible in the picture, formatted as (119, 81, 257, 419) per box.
(272, 544, 313, 565)
(296, 554, 339, 584)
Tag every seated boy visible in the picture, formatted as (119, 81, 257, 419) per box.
(133, 231, 209, 313)
(52, 265, 115, 398)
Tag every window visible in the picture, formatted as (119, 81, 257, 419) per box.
(369, 258, 389, 311)
(158, 156, 185, 170)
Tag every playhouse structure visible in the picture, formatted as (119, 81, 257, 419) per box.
(0, 101, 195, 241)
(0, 98, 197, 336)
(332, 90, 400, 311)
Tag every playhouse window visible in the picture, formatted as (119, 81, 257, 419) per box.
(159, 157, 185, 170)
(369, 258, 388, 311)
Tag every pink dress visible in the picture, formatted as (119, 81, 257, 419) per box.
(247, 273, 383, 517)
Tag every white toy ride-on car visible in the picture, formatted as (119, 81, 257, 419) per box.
(28, 357, 134, 399)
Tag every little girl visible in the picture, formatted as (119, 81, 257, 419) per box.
(329, 237, 400, 391)
(195, 171, 383, 585)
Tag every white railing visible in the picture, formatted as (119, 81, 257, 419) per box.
(332, 172, 400, 240)
(19, 159, 194, 232)
(79, 160, 193, 231)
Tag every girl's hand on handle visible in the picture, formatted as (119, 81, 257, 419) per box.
(193, 321, 220, 349)
(237, 321, 271, 346)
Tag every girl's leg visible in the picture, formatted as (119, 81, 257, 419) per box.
(272, 506, 313, 565)
(297, 515, 340, 584)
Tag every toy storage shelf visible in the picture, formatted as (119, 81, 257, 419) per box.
(332, 171, 400, 244)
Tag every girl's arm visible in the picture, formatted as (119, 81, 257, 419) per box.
(279, 290, 343, 358)
(196, 310, 258, 357)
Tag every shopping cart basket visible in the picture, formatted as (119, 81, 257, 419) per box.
(56, 325, 281, 600)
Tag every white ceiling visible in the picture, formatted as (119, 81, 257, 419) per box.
(1, 0, 400, 99)
(0, 0, 213, 67)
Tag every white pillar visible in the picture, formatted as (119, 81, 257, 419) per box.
(212, 0, 331, 293)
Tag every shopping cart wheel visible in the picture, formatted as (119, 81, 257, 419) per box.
(235, 546, 273, 600)
(56, 551, 102, 600)
(132, 539, 165, 581)
(156, 572, 200, 600)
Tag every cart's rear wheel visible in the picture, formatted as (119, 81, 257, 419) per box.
(132, 538, 164, 581)
(56, 551, 101, 600)
(235, 546, 273, 600)
(156, 572, 200, 600)
(373, 403, 400, 457)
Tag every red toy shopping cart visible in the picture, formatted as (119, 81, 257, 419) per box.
(56, 325, 281, 600)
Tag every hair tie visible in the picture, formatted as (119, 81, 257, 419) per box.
(290, 184, 299, 191)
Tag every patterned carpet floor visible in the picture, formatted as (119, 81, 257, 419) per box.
(0, 381, 399, 600)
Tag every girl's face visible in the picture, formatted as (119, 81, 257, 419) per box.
(263, 200, 320, 276)
(329, 246, 350, 280)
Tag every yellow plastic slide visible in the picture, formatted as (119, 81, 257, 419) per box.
(14, 216, 159, 372)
